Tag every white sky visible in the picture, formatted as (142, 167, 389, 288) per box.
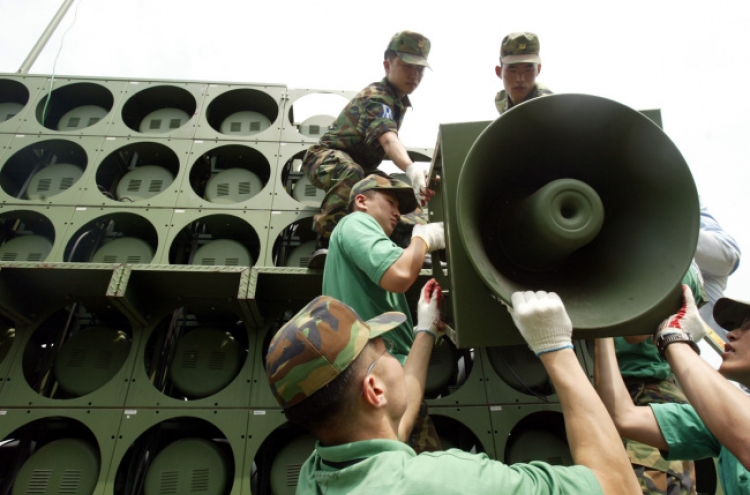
(1, 0, 749, 300)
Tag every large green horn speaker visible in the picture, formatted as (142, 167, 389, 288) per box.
(439, 94, 699, 347)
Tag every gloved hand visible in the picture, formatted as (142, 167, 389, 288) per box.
(654, 284, 707, 343)
(405, 162, 429, 206)
(412, 223, 445, 252)
(506, 291, 573, 356)
(415, 278, 444, 339)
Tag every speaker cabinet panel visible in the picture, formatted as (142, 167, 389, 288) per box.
(266, 210, 317, 268)
(0, 318, 18, 394)
(106, 410, 247, 495)
(163, 208, 269, 268)
(270, 142, 321, 211)
(429, 405, 497, 458)
(193, 84, 286, 143)
(76, 137, 192, 208)
(279, 88, 356, 144)
(0, 408, 123, 495)
(0, 75, 45, 134)
(59, 207, 173, 264)
(425, 344, 490, 407)
(0, 134, 13, 164)
(175, 140, 279, 210)
(123, 314, 256, 408)
(0, 205, 73, 267)
(15, 78, 128, 137)
(106, 81, 207, 140)
(490, 404, 573, 466)
(0, 135, 104, 207)
(0, 306, 141, 408)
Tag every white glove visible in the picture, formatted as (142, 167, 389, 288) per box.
(405, 162, 429, 206)
(415, 278, 443, 339)
(412, 223, 445, 252)
(654, 284, 707, 343)
(507, 291, 573, 356)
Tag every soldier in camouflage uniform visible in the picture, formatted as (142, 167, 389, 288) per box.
(495, 32, 553, 114)
(302, 30, 434, 268)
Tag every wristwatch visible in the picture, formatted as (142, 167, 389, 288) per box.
(655, 331, 701, 358)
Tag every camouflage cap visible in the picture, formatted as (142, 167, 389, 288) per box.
(713, 297, 750, 331)
(349, 174, 418, 214)
(500, 32, 541, 65)
(265, 295, 406, 409)
(387, 31, 431, 68)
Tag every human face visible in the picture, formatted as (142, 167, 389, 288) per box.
(356, 190, 401, 236)
(719, 316, 750, 385)
(385, 56, 424, 97)
(497, 62, 541, 105)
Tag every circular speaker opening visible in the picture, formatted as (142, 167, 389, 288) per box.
(169, 214, 260, 266)
(504, 410, 572, 466)
(1, 139, 87, 200)
(280, 150, 326, 207)
(271, 216, 316, 267)
(252, 423, 312, 495)
(114, 417, 234, 495)
(188, 144, 271, 204)
(0, 210, 55, 262)
(486, 344, 553, 398)
(206, 88, 278, 135)
(144, 311, 248, 400)
(121, 85, 197, 134)
(424, 340, 475, 400)
(431, 414, 486, 454)
(0, 79, 30, 124)
(95, 141, 180, 203)
(63, 212, 158, 263)
(22, 307, 132, 399)
(36, 82, 113, 131)
(2, 418, 101, 495)
(286, 92, 349, 137)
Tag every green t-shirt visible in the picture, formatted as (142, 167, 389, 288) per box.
(652, 402, 750, 495)
(322, 212, 414, 363)
(614, 337, 671, 380)
(296, 438, 603, 495)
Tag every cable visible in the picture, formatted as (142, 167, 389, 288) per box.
(40, 0, 84, 127)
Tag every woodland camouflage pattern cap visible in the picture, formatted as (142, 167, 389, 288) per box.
(500, 32, 541, 65)
(714, 297, 750, 331)
(387, 31, 431, 68)
(349, 174, 418, 214)
(265, 296, 406, 409)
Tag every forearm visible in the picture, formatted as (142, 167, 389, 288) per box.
(380, 238, 427, 293)
(593, 339, 667, 449)
(379, 132, 413, 172)
(540, 348, 641, 494)
(398, 331, 435, 440)
(665, 343, 750, 468)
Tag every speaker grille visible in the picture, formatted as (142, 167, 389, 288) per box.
(66, 117, 80, 128)
(181, 350, 198, 369)
(60, 177, 75, 190)
(169, 118, 181, 129)
(149, 180, 164, 193)
(230, 122, 241, 132)
(287, 464, 303, 486)
(250, 121, 261, 131)
(309, 124, 320, 135)
(60, 469, 83, 493)
(216, 184, 229, 197)
(2, 252, 17, 261)
(224, 258, 239, 266)
(127, 179, 142, 192)
(95, 350, 114, 369)
(65, 348, 86, 368)
(87, 117, 100, 126)
(208, 351, 225, 370)
(28, 469, 52, 492)
(37, 178, 51, 192)
(238, 182, 251, 195)
(304, 184, 317, 197)
(192, 468, 210, 491)
(159, 470, 179, 494)
(149, 119, 162, 130)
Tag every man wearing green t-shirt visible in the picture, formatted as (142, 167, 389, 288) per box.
(265, 291, 640, 495)
(596, 286, 750, 495)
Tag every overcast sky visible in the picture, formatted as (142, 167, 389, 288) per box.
(1, 0, 749, 301)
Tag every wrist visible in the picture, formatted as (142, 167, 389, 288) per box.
(654, 331, 700, 359)
(415, 328, 438, 340)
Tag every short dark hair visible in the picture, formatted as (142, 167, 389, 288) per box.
(283, 350, 365, 433)
(384, 49, 398, 62)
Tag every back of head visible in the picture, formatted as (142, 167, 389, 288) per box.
(386, 30, 431, 68)
(500, 32, 541, 65)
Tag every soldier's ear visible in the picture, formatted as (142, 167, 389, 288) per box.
(495, 65, 502, 78)
(353, 193, 368, 212)
(383, 59, 392, 75)
(536, 63, 542, 75)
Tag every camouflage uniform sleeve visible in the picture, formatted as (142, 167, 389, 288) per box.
(363, 95, 400, 147)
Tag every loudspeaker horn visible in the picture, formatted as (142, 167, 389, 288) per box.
(455, 94, 699, 336)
